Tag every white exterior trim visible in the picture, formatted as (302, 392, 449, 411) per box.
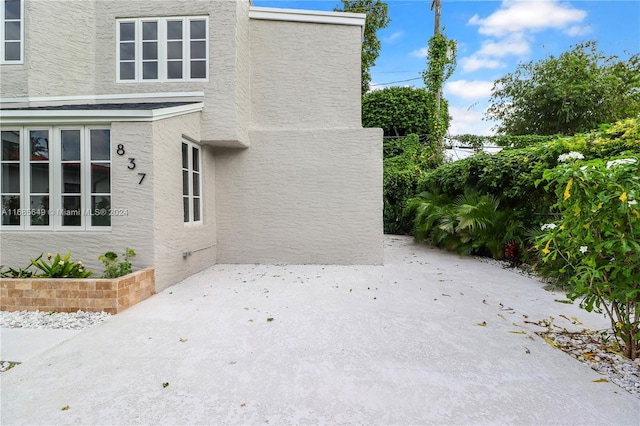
(0, 102, 204, 125)
(249, 7, 366, 27)
(0, 91, 205, 105)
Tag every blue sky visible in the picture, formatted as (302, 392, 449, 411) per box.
(253, 0, 640, 135)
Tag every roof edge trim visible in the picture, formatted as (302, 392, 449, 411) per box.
(249, 6, 366, 27)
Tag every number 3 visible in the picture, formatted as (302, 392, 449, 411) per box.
(128, 158, 136, 170)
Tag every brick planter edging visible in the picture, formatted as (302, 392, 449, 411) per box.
(0, 268, 155, 314)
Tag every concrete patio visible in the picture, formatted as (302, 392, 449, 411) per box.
(1, 235, 638, 425)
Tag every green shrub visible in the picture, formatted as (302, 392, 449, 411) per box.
(534, 152, 640, 359)
(99, 248, 136, 278)
(30, 252, 93, 278)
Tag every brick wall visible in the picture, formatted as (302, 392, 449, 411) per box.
(0, 268, 155, 314)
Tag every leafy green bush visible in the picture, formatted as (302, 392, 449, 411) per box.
(383, 134, 443, 234)
(99, 248, 136, 278)
(30, 252, 93, 278)
(534, 153, 640, 359)
(0, 264, 34, 278)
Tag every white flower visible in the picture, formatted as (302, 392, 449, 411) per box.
(558, 152, 585, 162)
(47, 253, 52, 260)
(629, 200, 638, 206)
(606, 158, 637, 169)
(58, 261, 65, 266)
(579, 246, 588, 254)
(77, 261, 83, 265)
(541, 223, 557, 230)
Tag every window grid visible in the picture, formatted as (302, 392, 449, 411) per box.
(1, 0, 23, 64)
(117, 16, 208, 83)
(1, 129, 21, 226)
(182, 141, 202, 226)
(0, 126, 111, 231)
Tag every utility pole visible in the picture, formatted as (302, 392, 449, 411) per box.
(431, 0, 442, 124)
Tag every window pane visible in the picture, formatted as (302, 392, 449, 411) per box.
(142, 21, 157, 40)
(181, 143, 188, 168)
(167, 21, 182, 40)
(192, 147, 200, 171)
(62, 196, 81, 226)
(5, 22, 20, 41)
(167, 41, 182, 59)
(61, 130, 81, 161)
(120, 22, 135, 41)
(30, 163, 49, 193)
(1, 195, 20, 225)
(91, 196, 111, 227)
(193, 198, 200, 221)
(120, 42, 135, 61)
(183, 197, 189, 223)
(192, 172, 200, 196)
(30, 195, 49, 226)
(120, 62, 135, 80)
(5, 0, 21, 20)
(190, 20, 206, 39)
(91, 163, 110, 193)
(143, 42, 157, 60)
(1, 163, 20, 193)
(1, 131, 20, 161)
(30, 130, 49, 160)
(62, 163, 81, 194)
(143, 62, 158, 79)
(190, 41, 206, 59)
(182, 170, 189, 196)
(90, 130, 110, 160)
(4, 42, 20, 61)
(167, 61, 183, 79)
(190, 61, 206, 79)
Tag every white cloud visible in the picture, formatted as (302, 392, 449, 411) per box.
(459, 56, 505, 72)
(368, 82, 385, 92)
(468, 0, 587, 37)
(476, 34, 530, 58)
(410, 47, 429, 58)
(448, 106, 495, 136)
(385, 31, 403, 43)
(564, 24, 591, 37)
(444, 80, 494, 100)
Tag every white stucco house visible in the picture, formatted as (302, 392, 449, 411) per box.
(0, 0, 383, 291)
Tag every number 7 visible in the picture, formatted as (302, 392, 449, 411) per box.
(138, 173, 146, 184)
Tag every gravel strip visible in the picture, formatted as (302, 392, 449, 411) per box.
(0, 310, 110, 373)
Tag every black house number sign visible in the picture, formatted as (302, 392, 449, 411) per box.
(116, 144, 146, 184)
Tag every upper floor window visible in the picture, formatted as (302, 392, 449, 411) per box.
(1, 0, 23, 64)
(117, 16, 208, 83)
(1, 126, 112, 231)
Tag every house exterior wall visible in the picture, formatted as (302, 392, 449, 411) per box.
(215, 128, 383, 264)
(151, 112, 217, 291)
(0, 121, 156, 278)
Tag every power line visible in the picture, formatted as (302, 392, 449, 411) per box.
(373, 77, 423, 86)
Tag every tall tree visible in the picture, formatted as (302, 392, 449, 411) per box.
(335, 0, 390, 96)
(486, 41, 640, 135)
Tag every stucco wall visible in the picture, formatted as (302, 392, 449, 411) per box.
(214, 128, 383, 265)
(249, 19, 362, 129)
(1, 0, 97, 99)
(0, 121, 156, 278)
(151, 112, 217, 291)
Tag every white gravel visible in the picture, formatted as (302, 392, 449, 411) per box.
(0, 310, 110, 373)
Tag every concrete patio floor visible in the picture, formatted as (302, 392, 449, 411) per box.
(1, 235, 638, 425)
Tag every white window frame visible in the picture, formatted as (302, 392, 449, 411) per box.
(116, 16, 209, 83)
(182, 140, 202, 226)
(0, 125, 112, 231)
(0, 0, 24, 64)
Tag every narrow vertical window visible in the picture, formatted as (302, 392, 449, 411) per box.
(188, 19, 207, 79)
(89, 129, 111, 227)
(118, 21, 136, 81)
(1, 0, 22, 63)
(167, 20, 183, 79)
(182, 141, 202, 225)
(142, 21, 158, 80)
(28, 130, 51, 227)
(60, 129, 82, 227)
(1, 130, 21, 226)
